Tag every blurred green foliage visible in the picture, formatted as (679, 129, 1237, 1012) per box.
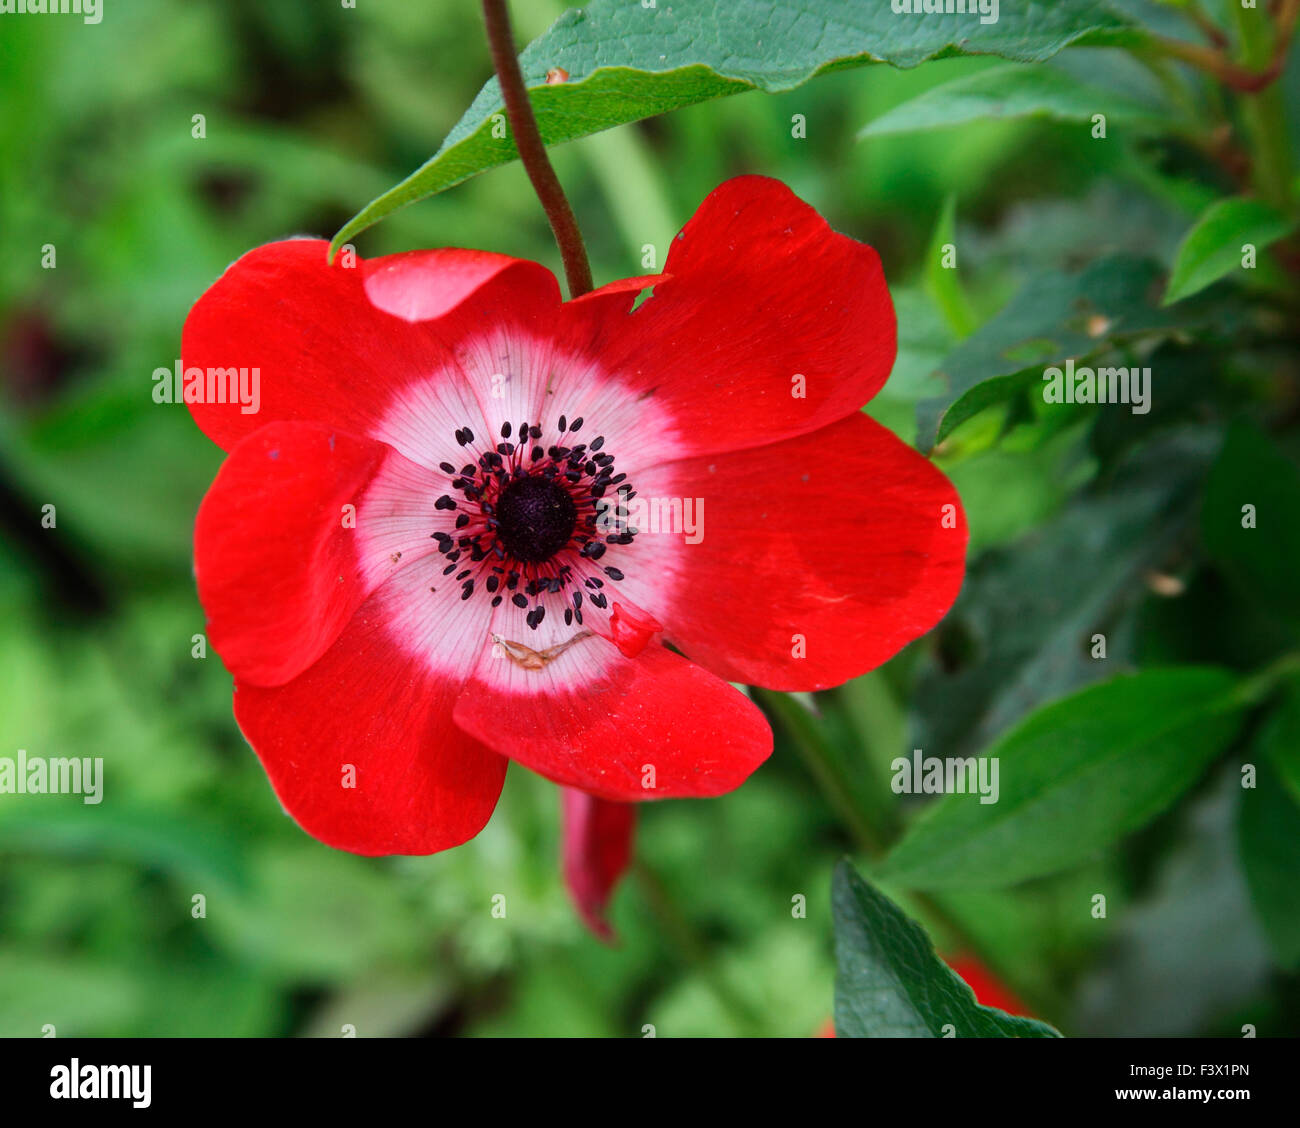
(0, 0, 1297, 1037)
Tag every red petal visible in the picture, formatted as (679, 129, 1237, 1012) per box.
(580, 176, 896, 459)
(234, 598, 507, 856)
(600, 599, 664, 658)
(181, 239, 557, 451)
(362, 247, 546, 321)
(194, 421, 445, 687)
(566, 272, 669, 309)
(452, 636, 772, 801)
(560, 787, 636, 942)
(631, 412, 967, 690)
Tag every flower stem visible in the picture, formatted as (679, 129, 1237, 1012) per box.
(755, 689, 887, 855)
(1150, 0, 1299, 96)
(631, 860, 766, 1036)
(1233, 0, 1297, 209)
(1230, 651, 1300, 708)
(757, 686, 1062, 1019)
(481, 0, 593, 298)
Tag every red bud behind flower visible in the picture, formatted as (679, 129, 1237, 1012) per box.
(816, 956, 1029, 1036)
(561, 786, 636, 942)
(946, 955, 1030, 1017)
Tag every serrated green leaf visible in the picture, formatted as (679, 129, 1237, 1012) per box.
(860, 62, 1177, 138)
(1163, 195, 1297, 305)
(332, 0, 1140, 254)
(832, 862, 1060, 1037)
(1203, 420, 1300, 634)
(883, 668, 1248, 890)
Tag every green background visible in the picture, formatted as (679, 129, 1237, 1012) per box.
(0, 0, 1297, 1037)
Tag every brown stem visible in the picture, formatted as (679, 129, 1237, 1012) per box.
(1151, 0, 1299, 93)
(481, 0, 593, 298)
(1186, 0, 1230, 49)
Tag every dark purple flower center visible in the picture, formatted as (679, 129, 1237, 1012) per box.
(428, 414, 635, 630)
(495, 474, 577, 563)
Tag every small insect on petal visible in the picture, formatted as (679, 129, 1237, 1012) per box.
(546, 67, 570, 84)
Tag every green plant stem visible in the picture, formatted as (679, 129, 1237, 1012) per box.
(1151, 0, 1298, 95)
(1186, 0, 1230, 49)
(481, 0, 593, 297)
(757, 687, 1062, 1020)
(755, 689, 888, 854)
(631, 861, 765, 1036)
(1232, 651, 1300, 708)
(1233, 0, 1296, 208)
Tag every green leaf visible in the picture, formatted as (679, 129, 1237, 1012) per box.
(1203, 420, 1300, 634)
(1163, 195, 1297, 305)
(1239, 718, 1300, 969)
(1074, 769, 1271, 1035)
(832, 862, 1060, 1037)
(883, 668, 1248, 890)
(331, 0, 1139, 254)
(860, 62, 1177, 138)
(1260, 677, 1300, 807)
(913, 429, 1217, 761)
(924, 194, 978, 337)
(917, 255, 1218, 451)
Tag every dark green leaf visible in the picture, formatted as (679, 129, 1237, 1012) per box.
(883, 668, 1247, 890)
(913, 429, 1217, 761)
(1260, 677, 1300, 807)
(1086, 342, 1224, 468)
(1073, 768, 1271, 1035)
(832, 862, 1060, 1037)
(332, 0, 1140, 253)
(917, 255, 1222, 451)
(1239, 720, 1300, 968)
(1203, 420, 1300, 634)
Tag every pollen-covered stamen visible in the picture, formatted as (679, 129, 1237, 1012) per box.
(428, 415, 633, 629)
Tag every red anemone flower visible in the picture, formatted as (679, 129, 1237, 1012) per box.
(182, 176, 967, 857)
